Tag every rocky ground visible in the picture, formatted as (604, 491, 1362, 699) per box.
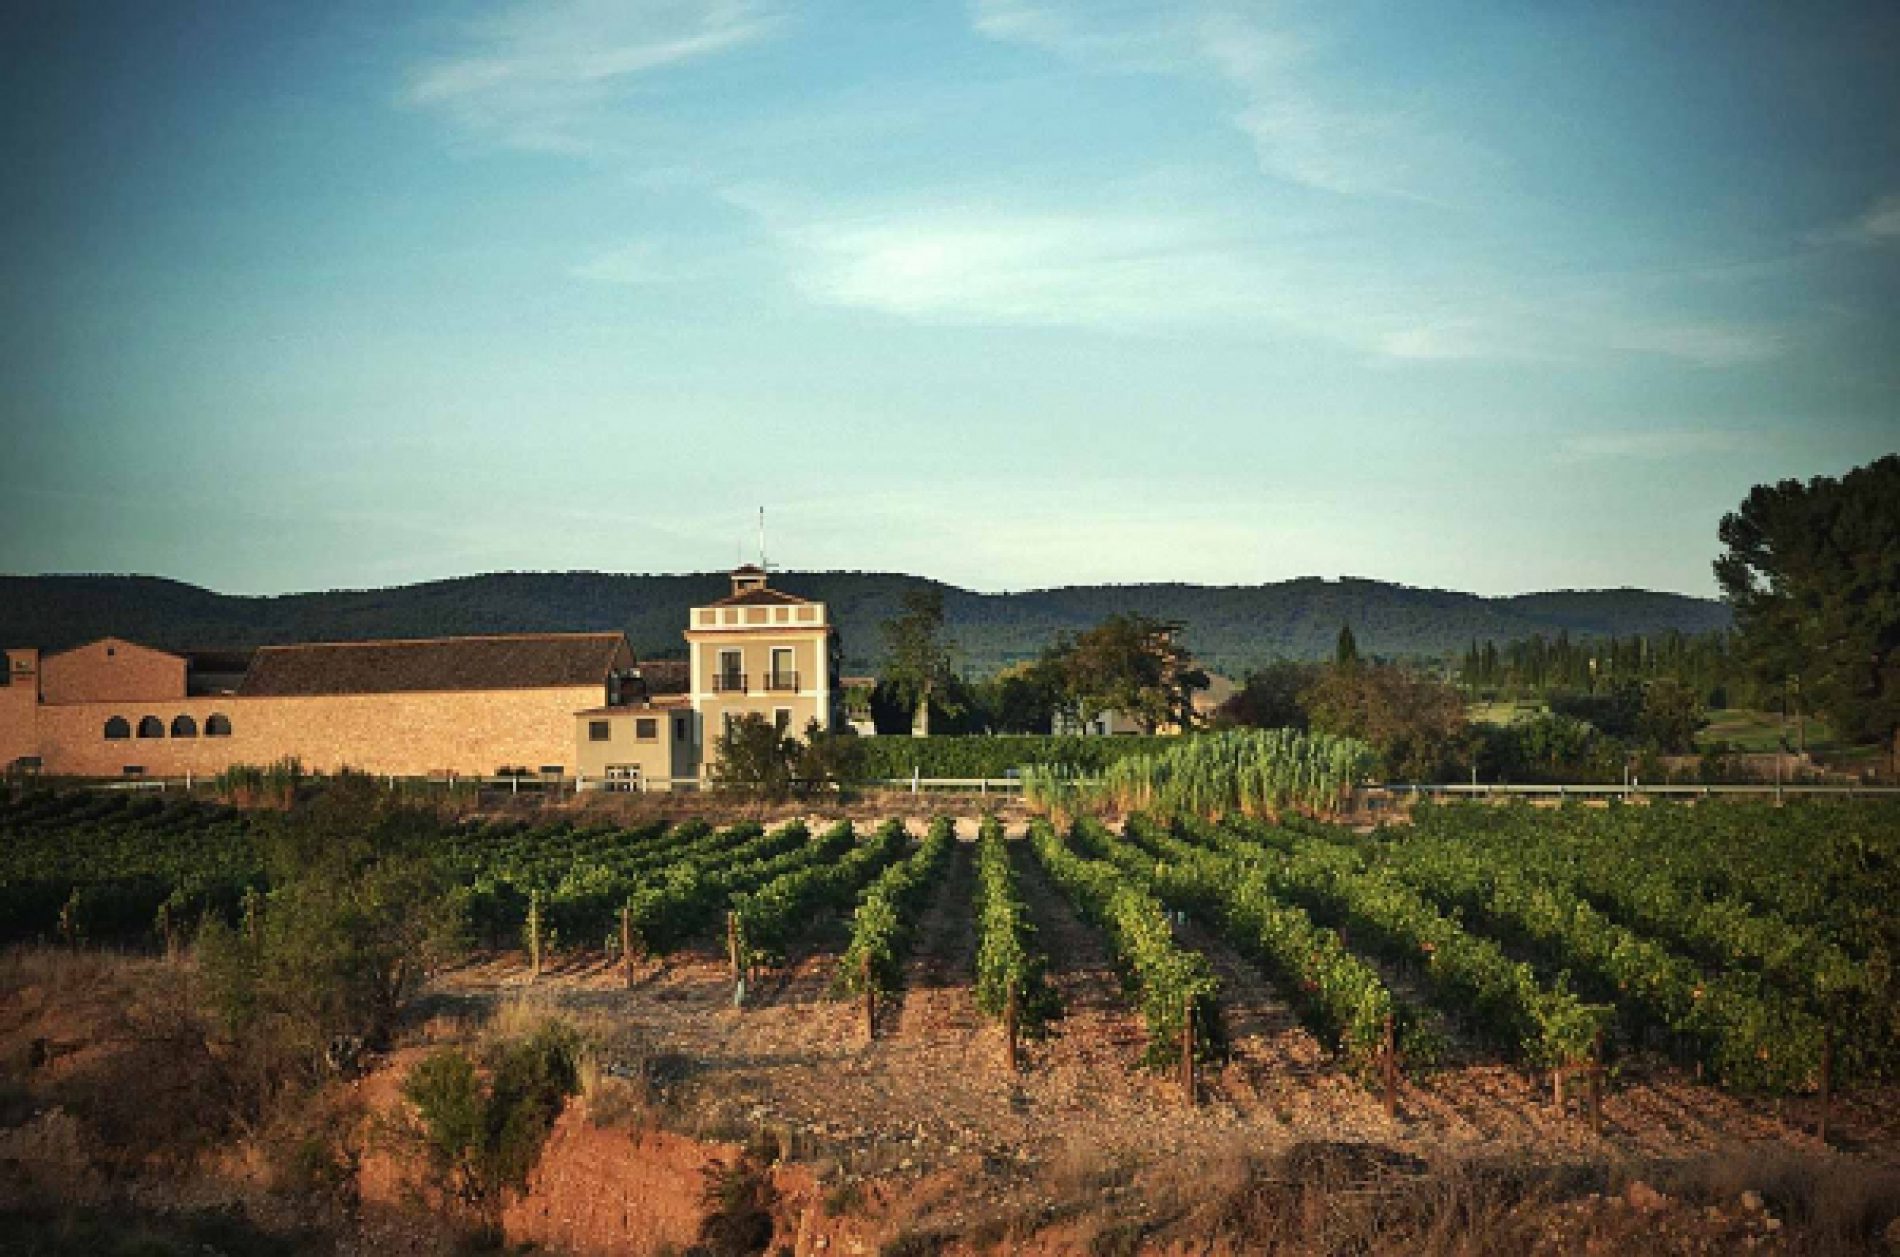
(5, 820, 1899, 1254)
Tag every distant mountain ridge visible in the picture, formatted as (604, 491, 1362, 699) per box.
(0, 572, 1731, 676)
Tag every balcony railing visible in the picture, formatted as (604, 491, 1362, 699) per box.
(712, 673, 747, 694)
(764, 671, 800, 692)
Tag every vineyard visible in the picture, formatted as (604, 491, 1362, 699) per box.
(2, 788, 1898, 1159)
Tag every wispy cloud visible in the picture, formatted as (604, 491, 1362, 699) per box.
(742, 197, 1266, 329)
(1559, 429, 1746, 462)
(402, 0, 782, 155)
(1602, 323, 1783, 367)
(970, 1, 1485, 201)
(719, 186, 1779, 367)
(1808, 192, 1900, 248)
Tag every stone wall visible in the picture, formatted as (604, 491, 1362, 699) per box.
(32, 685, 603, 778)
(40, 639, 186, 705)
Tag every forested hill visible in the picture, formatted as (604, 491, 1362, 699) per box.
(0, 572, 1730, 676)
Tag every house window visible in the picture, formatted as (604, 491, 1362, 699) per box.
(205, 713, 232, 737)
(589, 720, 611, 742)
(635, 718, 658, 740)
(104, 716, 130, 741)
(769, 647, 795, 691)
(716, 648, 744, 693)
(137, 716, 165, 739)
(171, 715, 198, 738)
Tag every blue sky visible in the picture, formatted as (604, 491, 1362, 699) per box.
(1, 0, 1894, 597)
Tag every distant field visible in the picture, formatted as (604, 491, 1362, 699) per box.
(1466, 699, 1548, 725)
(1699, 707, 1834, 753)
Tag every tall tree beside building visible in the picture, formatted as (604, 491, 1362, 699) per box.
(1047, 614, 1209, 734)
(880, 588, 958, 737)
(1714, 455, 1900, 772)
(1335, 623, 1360, 669)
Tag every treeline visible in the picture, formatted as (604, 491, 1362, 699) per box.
(1456, 629, 1764, 708)
(1209, 636, 1710, 785)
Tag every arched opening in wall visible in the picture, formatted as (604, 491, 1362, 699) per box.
(172, 715, 198, 738)
(104, 717, 130, 741)
(205, 713, 232, 737)
(137, 716, 165, 739)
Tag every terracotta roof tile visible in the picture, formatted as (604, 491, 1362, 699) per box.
(237, 633, 627, 697)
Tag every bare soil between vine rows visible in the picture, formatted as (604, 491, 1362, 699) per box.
(418, 824, 1900, 1220)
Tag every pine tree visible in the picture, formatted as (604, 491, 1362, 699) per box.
(1335, 623, 1360, 669)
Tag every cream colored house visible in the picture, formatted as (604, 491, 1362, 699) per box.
(574, 662, 696, 791)
(686, 565, 841, 766)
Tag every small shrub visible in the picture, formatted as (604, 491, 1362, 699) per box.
(402, 1019, 582, 1214)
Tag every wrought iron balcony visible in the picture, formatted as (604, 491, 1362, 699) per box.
(712, 672, 748, 694)
(764, 671, 800, 692)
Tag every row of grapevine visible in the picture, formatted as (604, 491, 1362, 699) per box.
(733, 821, 909, 966)
(1380, 837, 1832, 1092)
(0, 790, 261, 940)
(465, 821, 769, 946)
(624, 821, 856, 955)
(1100, 816, 1434, 1073)
(836, 818, 956, 998)
(1403, 803, 1866, 1005)
(1026, 818, 1218, 1064)
(1186, 819, 1609, 1067)
(972, 817, 1058, 1029)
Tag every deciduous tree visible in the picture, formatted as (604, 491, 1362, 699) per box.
(1046, 614, 1208, 734)
(1301, 662, 1469, 781)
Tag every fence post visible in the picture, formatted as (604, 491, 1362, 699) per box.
(1382, 1013, 1398, 1120)
(861, 952, 876, 1043)
(620, 905, 634, 989)
(1004, 979, 1019, 1073)
(1181, 996, 1197, 1105)
(1818, 1026, 1833, 1145)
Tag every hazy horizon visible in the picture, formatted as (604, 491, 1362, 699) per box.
(3, 2, 1895, 599)
(5, 565, 1728, 605)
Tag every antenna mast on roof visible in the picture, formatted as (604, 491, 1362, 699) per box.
(758, 507, 777, 572)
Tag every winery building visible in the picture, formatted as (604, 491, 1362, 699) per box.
(0, 567, 840, 788)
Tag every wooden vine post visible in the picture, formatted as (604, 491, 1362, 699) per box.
(620, 905, 634, 989)
(1817, 1025, 1833, 1146)
(1180, 996, 1198, 1105)
(861, 952, 876, 1043)
(1382, 1013, 1399, 1120)
(726, 911, 742, 979)
(527, 890, 543, 982)
(1004, 979, 1020, 1073)
(1588, 1029, 1605, 1136)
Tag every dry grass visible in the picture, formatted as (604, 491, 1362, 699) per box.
(1652, 1145, 1900, 1253)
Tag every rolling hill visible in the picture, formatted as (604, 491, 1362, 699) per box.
(0, 572, 1731, 676)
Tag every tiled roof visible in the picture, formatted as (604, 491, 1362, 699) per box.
(236, 633, 627, 697)
(707, 587, 811, 607)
